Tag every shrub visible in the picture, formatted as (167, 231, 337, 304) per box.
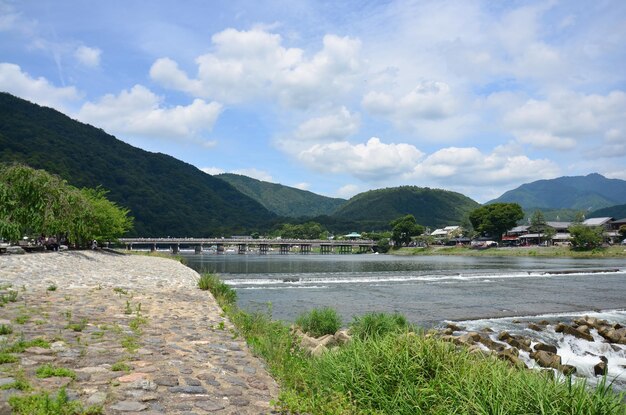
(8, 388, 92, 414)
(350, 312, 410, 340)
(296, 307, 342, 338)
(0, 323, 12, 335)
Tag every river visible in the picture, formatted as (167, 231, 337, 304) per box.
(182, 252, 626, 390)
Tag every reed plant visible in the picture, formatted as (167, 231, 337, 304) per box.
(197, 273, 237, 304)
(295, 307, 341, 337)
(200, 272, 626, 414)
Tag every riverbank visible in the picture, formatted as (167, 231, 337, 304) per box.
(0, 250, 278, 414)
(391, 245, 626, 258)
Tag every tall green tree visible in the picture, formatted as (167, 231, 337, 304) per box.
(0, 164, 133, 245)
(469, 203, 524, 241)
(568, 224, 604, 249)
(390, 214, 424, 247)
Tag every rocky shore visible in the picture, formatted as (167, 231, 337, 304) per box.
(0, 250, 279, 414)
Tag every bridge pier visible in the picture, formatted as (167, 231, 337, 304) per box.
(338, 245, 352, 254)
(279, 244, 290, 255)
(126, 243, 133, 251)
(216, 244, 224, 254)
(259, 244, 269, 255)
(171, 244, 180, 254)
(238, 244, 247, 254)
(320, 244, 332, 254)
(358, 245, 370, 253)
(195, 244, 202, 254)
(151, 243, 156, 252)
(300, 244, 311, 254)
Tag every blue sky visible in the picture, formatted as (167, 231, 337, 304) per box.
(1, 0, 625, 202)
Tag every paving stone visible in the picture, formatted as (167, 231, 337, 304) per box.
(195, 399, 227, 411)
(168, 385, 208, 394)
(110, 400, 148, 411)
(154, 375, 179, 386)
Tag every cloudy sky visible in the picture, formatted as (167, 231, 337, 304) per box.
(1, 0, 625, 202)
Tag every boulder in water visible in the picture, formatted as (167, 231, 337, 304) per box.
(530, 350, 561, 369)
(555, 323, 594, 342)
(528, 323, 543, 331)
(534, 342, 557, 354)
(594, 360, 608, 376)
(560, 364, 577, 375)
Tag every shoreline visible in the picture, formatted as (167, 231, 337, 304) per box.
(390, 245, 626, 258)
(0, 250, 279, 413)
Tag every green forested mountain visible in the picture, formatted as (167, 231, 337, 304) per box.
(217, 173, 346, 218)
(0, 92, 276, 236)
(589, 204, 626, 220)
(330, 186, 481, 231)
(488, 174, 626, 211)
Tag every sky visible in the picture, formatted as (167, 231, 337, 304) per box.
(1, 0, 625, 203)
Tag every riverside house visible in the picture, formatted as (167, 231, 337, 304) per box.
(503, 217, 624, 245)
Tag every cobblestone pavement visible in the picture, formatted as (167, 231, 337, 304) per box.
(0, 250, 279, 414)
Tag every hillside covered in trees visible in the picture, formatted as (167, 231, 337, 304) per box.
(217, 173, 346, 218)
(329, 186, 480, 231)
(0, 93, 276, 236)
(488, 173, 626, 211)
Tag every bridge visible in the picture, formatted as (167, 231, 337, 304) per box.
(118, 237, 376, 255)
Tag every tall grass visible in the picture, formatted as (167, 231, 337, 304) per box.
(201, 273, 626, 414)
(296, 307, 342, 337)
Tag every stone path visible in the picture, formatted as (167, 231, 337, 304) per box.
(0, 250, 279, 414)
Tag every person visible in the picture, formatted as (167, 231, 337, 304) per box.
(91, 239, 98, 250)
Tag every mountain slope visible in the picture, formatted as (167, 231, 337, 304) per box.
(488, 174, 626, 211)
(0, 92, 276, 236)
(331, 186, 480, 230)
(217, 173, 346, 218)
(589, 204, 626, 220)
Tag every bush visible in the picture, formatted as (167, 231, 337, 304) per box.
(350, 312, 410, 340)
(296, 307, 342, 338)
(197, 273, 237, 305)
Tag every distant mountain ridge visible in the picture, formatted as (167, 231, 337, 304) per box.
(589, 204, 626, 220)
(217, 173, 346, 218)
(330, 186, 480, 230)
(0, 92, 276, 236)
(488, 174, 626, 211)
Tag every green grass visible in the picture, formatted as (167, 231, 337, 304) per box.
(9, 387, 102, 414)
(35, 363, 76, 379)
(110, 361, 132, 372)
(47, 284, 57, 291)
(350, 312, 411, 340)
(295, 307, 342, 337)
(121, 335, 139, 353)
(197, 273, 237, 304)
(67, 318, 88, 332)
(1, 338, 50, 353)
(0, 352, 18, 364)
(0, 323, 13, 335)
(0, 289, 19, 305)
(201, 272, 626, 415)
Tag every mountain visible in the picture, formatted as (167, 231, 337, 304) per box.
(330, 186, 481, 231)
(217, 173, 346, 218)
(0, 92, 276, 237)
(488, 174, 626, 211)
(589, 204, 626, 220)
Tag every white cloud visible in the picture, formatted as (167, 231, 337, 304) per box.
(363, 81, 457, 120)
(201, 167, 224, 175)
(77, 84, 222, 144)
(0, 63, 79, 110)
(293, 107, 360, 142)
(150, 28, 362, 109)
(74, 46, 101, 68)
(298, 137, 424, 181)
(336, 184, 360, 199)
(504, 90, 626, 151)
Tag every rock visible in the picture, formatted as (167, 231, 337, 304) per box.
(576, 325, 591, 336)
(311, 343, 327, 357)
(480, 327, 494, 333)
(5, 246, 25, 254)
(560, 364, 577, 375)
(530, 350, 561, 369)
(117, 372, 149, 383)
(457, 332, 481, 346)
(598, 327, 625, 344)
(497, 331, 511, 341)
(594, 360, 608, 376)
(299, 333, 319, 350)
(318, 334, 338, 348)
(506, 337, 532, 353)
(195, 400, 226, 411)
(555, 323, 594, 341)
(442, 328, 453, 335)
(533, 342, 557, 354)
(537, 320, 550, 325)
(86, 391, 107, 406)
(334, 329, 351, 345)
(498, 348, 523, 367)
(110, 400, 148, 412)
(446, 323, 464, 332)
(528, 323, 543, 331)
(168, 385, 207, 394)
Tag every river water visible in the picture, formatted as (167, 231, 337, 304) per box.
(183, 252, 626, 390)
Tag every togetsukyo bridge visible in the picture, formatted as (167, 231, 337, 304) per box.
(118, 237, 376, 255)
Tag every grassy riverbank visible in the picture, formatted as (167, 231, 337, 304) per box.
(391, 245, 626, 258)
(199, 274, 626, 414)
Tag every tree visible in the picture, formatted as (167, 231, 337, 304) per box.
(529, 210, 554, 245)
(390, 214, 424, 247)
(0, 163, 133, 245)
(469, 203, 524, 242)
(568, 224, 604, 250)
(276, 221, 325, 239)
(620, 225, 626, 242)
